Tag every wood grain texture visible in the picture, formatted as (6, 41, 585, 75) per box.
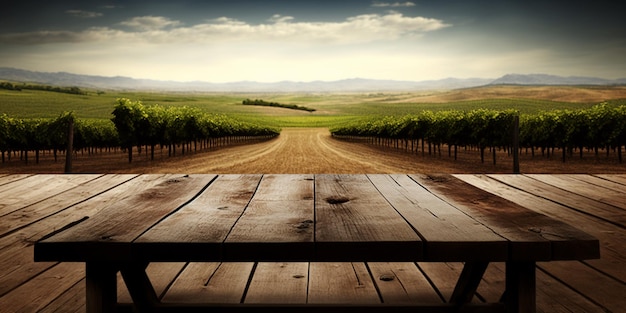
(315, 174, 422, 261)
(538, 261, 626, 313)
(0, 174, 101, 216)
(307, 262, 380, 304)
(369, 174, 507, 261)
(0, 174, 32, 186)
(0, 174, 134, 237)
(36, 174, 216, 261)
(244, 262, 309, 304)
(223, 174, 315, 261)
(367, 262, 442, 304)
(410, 174, 599, 261)
(136, 174, 261, 261)
(456, 174, 626, 282)
(527, 174, 626, 210)
(3, 174, 616, 312)
(164, 262, 253, 304)
(595, 174, 626, 186)
(0, 262, 84, 312)
(489, 174, 626, 228)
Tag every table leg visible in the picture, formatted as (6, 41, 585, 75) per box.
(86, 262, 118, 313)
(449, 261, 489, 304)
(504, 261, 536, 313)
(120, 262, 159, 313)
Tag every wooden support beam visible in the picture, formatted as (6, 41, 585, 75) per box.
(120, 262, 159, 313)
(86, 262, 118, 313)
(449, 262, 489, 305)
(504, 262, 536, 313)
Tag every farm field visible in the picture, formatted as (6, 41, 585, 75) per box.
(1, 84, 626, 174)
(3, 84, 626, 125)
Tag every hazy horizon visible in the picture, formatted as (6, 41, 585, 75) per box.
(1, 1, 625, 83)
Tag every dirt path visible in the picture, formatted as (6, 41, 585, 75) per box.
(125, 128, 427, 173)
(2, 128, 625, 174)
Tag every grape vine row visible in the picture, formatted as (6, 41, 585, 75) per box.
(1, 98, 280, 165)
(330, 104, 626, 164)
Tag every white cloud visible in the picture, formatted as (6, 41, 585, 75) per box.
(0, 12, 457, 82)
(268, 14, 295, 24)
(119, 16, 182, 31)
(65, 10, 103, 18)
(0, 12, 449, 45)
(372, 2, 416, 8)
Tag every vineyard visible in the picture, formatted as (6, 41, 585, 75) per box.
(2, 85, 626, 173)
(0, 98, 280, 165)
(330, 103, 626, 164)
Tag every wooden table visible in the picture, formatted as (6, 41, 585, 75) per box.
(34, 174, 600, 313)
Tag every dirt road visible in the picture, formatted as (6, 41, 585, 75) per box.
(130, 128, 430, 173)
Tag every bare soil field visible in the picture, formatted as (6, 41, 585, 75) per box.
(2, 128, 624, 174)
(390, 85, 626, 103)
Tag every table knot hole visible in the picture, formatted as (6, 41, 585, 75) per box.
(326, 196, 350, 204)
(379, 274, 395, 281)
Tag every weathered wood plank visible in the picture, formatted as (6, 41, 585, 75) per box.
(0, 262, 84, 312)
(38, 278, 86, 313)
(487, 174, 626, 227)
(410, 174, 599, 261)
(368, 174, 507, 261)
(476, 262, 607, 313)
(32, 262, 611, 313)
(595, 174, 626, 186)
(534, 269, 607, 313)
(456, 174, 626, 282)
(0, 174, 135, 238)
(163, 262, 253, 303)
(367, 262, 442, 304)
(307, 262, 380, 304)
(526, 174, 626, 210)
(0, 174, 32, 186)
(576, 174, 626, 193)
(9, 174, 616, 312)
(538, 261, 625, 313)
(244, 262, 308, 304)
(0, 175, 153, 296)
(36, 174, 217, 262)
(136, 174, 262, 261)
(0, 174, 101, 216)
(315, 174, 422, 261)
(223, 174, 315, 261)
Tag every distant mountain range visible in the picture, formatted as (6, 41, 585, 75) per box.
(0, 67, 624, 92)
(490, 73, 626, 86)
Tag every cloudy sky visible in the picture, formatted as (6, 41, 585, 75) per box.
(1, 0, 624, 82)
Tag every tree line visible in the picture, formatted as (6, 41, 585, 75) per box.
(242, 98, 316, 112)
(0, 81, 86, 95)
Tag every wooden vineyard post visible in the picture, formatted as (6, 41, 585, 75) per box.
(512, 115, 520, 174)
(64, 117, 74, 174)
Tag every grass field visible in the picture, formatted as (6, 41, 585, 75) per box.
(2, 85, 626, 128)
